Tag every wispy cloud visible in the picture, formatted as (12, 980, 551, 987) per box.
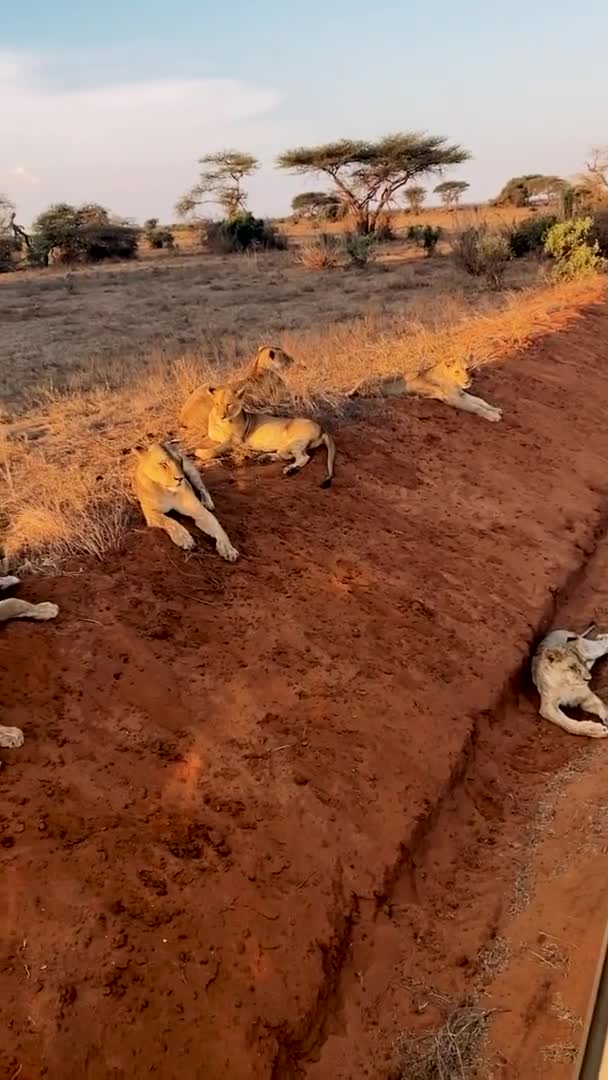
(0, 51, 281, 223)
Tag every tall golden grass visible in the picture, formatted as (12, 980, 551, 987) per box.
(1, 275, 604, 569)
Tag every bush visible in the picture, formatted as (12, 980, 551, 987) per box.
(452, 225, 511, 288)
(0, 233, 18, 272)
(544, 217, 604, 281)
(407, 224, 442, 256)
(79, 225, 139, 262)
(374, 216, 396, 242)
(144, 219, 175, 250)
(590, 209, 608, 257)
(205, 212, 287, 254)
(297, 233, 341, 270)
(342, 232, 377, 268)
(30, 202, 139, 264)
(507, 214, 557, 257)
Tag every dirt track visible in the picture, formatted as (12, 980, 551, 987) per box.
(2, 303, 608, 1078)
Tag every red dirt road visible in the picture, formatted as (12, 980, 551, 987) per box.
(2, 303, 608, 1078)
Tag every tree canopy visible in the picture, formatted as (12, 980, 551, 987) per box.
(278, 132, 470, 233)
(434, 179, 470, 208)
(494, 174, 566, 207)
(291, 191, 343, 219)
(404, 185, 426, 212)
(176, 150, 259, 219)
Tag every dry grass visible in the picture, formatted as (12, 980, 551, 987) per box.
(392, 996, 492, 1080)
(0, 261, 604, 569)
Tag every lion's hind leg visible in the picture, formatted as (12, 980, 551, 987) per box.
(282, 440, 311, 476)
(0, 598, 59, 624)
(539, 694, 608, 738)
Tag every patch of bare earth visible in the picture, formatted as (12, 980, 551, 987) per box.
(2, 297, 608, 1078)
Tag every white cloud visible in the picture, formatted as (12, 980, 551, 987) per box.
(0, 51, 282, 223)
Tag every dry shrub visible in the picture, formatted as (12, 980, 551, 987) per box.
(452, 225, 511, 288)
(392, 999, 491, 1080)
(1, 276, 604, 568)
(297, 233, 341, 270)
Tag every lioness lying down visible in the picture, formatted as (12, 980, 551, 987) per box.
(180, 345, 295, 437)
(0, 576, 59, 750)
(197, 385, 336, 488)
(348, 358, 502, 423)
(134, 442, 239, 561)
(531, 626, 608, 739)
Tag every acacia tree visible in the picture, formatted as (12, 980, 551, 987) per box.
(494, 174, 566, 206)
(404, 184, 426, 212)
(434, 179, 470, 208)
(277, 132, 470, 234)
(176, 150, 259, 219)
(291, 191, 343, 219)
(579, 147, 608, 203)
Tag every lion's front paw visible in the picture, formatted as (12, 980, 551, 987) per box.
(217, 538, 239, 562)
(0, 726, 24, 749)
(172, 527, 195, 551)
(485, 407, 502, 423)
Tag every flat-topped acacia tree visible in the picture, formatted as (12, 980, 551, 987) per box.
(176, 150, 259, 219)
(277, 132, 470, 234)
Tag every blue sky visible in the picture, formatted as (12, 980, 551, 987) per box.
(1, 0, 605, 223)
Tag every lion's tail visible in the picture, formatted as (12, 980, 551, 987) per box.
(320, 432, 336, 488)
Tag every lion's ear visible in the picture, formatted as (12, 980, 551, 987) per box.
(235, 384, 247, 398)
(268, 348, 275, 360)
(208, 386, 216, 395)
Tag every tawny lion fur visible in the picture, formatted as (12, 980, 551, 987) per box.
(348, 357, 502, 423)
(180, 345, 295, 436)
(531, 627, 608, 739)
(196, 385, 336, 488)
(133, 442, 239, 561)
(0, 575, 59, 750)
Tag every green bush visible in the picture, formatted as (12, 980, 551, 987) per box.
(507, 214, 557, 257)
(407, 224, 442, 256)
(31, 202, 138, 264)
(343, 231, 377, 267)
(144, 218, 175, 250)
(452, 225, 511, 288)
(543, 217, 604, 281)
(590, 209, 608, 257)
(205, 212, 287, 254)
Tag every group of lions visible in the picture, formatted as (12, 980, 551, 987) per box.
(2, 345, 608, 749)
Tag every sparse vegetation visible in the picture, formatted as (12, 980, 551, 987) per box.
(342, 231, 377, 267)
(544, 216, 604, 280)
(392, 998, 491, 1080)
(297, 231, 342, 269)
(407, 224, 442, 257)
(30, 203, 138, 265)
(452, 225, 511, 287)
(278, 132, 470, 234)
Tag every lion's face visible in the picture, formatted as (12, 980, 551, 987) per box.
(256, 345, 295, 374)
(209, 386, 244, 422)
(443, 359, 471, 389)
(140, 444, 186, 491)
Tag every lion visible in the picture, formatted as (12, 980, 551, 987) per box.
(531, 625, 608, 738)
(133, 442, 239, 561)
(348, 357, 502, 423)
(0, 575, 59, 750)
(196, 385, 336, 488)
(180, 345, 295, 436)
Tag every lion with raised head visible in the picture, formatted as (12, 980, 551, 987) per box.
(0, 575, 59, 750)
(180, 345, 295, 437)
(133, 442, 239, 561)
(531, 626, 608, 739)
(348, 357, 502, 423)
(196, 385, 336, 488)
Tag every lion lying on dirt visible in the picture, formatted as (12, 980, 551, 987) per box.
(180, 345, 295, 436)
(196, 385, 336, 488)
(133, 442, 239, 561)
(531, 626, 608, 738)
(348, 357, 502, 423)
(0, 576, 59, 750)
